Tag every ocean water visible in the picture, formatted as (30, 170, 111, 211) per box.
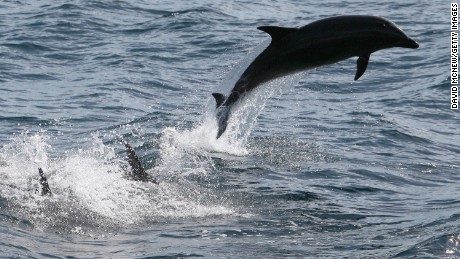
(0, 0, 457, 258)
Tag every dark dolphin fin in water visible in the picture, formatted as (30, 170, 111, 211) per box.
(122, 140, 159, 184)
(355, 54, 370, 80)
(34, 140, 158, 197)
(38, 168, 52, 196)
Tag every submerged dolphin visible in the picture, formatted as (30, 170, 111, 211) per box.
(36, 141, 158, 195)
(212, 15, 419, 138)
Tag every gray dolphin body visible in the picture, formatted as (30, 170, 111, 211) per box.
(212, 15, 419, 139)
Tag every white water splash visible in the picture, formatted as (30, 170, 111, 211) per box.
(0, 131, 235, 234)
(0, 39, 306, 235)
(152, 38, 309, 191)
(156, 37, 306, 157)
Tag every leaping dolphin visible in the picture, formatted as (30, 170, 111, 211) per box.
(212, 15, 419, 138)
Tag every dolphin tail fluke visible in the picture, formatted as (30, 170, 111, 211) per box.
(212, 93, 226, 108)
(38, 168, 52, 196)
(216, 105, 231, 139)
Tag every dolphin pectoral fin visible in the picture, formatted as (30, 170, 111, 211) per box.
(212, 93, 226, 108)
(38, 168, 52, 196)
(354, 54, 370, 80)
(257, 26, 298, 41)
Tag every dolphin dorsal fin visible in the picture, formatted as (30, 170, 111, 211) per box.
(212, 93, 226, 108)
(257, 26, 298, 41)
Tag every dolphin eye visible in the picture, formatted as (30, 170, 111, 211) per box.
(383, 22, 389, 27)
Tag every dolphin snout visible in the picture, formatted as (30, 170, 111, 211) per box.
(401, 38, 419, 49)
